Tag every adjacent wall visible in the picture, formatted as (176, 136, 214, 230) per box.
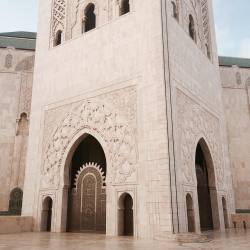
(220, 64, 250, 212)
(0, 47, 34, 211)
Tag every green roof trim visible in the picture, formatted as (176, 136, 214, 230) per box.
(219, 56, 250, 68)
(0, 31, 36, 51)
(0, 31, 37, 39)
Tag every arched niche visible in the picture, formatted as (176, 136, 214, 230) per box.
(189, 14, 196, 42)
(186, 193, 195, 233)
(83, 3, 96, 32)
(119, 0, 130, 16)
(54, 30, 62, 46)
(9, 188, 23, 215)
(41, 196, 53, 232)
(222, 197, 229, 229)
(118, 192, 134, 236)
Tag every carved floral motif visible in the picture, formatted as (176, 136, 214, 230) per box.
(41, 87, 137, 189)
(176, 90, 224, 188)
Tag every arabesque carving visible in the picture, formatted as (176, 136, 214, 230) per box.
(176, 90, 224, 188)
(41, 87, 137, 189)
(51, 0, 66, 38)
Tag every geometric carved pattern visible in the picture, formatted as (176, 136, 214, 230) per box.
(51, 0, 66, 37)
(176, 90, 224, 188)
(200, 0, 211, 52)
(41, 87, 137, 189)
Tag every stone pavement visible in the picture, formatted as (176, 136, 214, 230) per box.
(0, 230, 249, 250)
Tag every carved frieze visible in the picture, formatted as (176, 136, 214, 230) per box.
(51, 0, 66, 41)
(41, 87, 137, 189)
(176, 90, 224, 188)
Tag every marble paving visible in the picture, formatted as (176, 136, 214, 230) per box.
(0, 229, 249, 250)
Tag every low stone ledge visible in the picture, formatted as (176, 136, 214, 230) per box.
(232, 214, 250, 229)
(0, 216, 33, 234)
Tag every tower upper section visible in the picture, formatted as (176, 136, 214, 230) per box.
(50, 0, 132, 47)
(169, 0, 214, 60)
(50, 0, 215, 61)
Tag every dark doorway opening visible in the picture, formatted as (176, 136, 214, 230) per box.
(118, 193, 134, 236)
(54, 30, 62, 46)
(41, 197, 53, 232)
(84, 4, 96, 32)
(186, 194, 195, 232)
(222, 197, 229, 229)
(195, 143, 213, 231)
(120, 0, 130, 16)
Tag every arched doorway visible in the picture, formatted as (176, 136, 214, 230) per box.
(186, 194, 195, 232)
(9, 188, 23, 215)
(66, 134, 106, 233)
(41, 197, 53, 232)
(222, 197, 229, 229)
(118, 193, 134, 236)
(195, 139, 219, 231)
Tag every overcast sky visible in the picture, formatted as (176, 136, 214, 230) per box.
(0, 0, 249, 57)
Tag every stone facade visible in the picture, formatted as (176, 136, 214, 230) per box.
(0, 41, 35, 213)
(0, 0, 249, 238)
(220, 59, 250, 228)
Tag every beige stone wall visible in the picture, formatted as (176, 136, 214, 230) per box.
(220, 65, 250, 211)
(0, 48, 34, 211)
(22, 0, 235, 237)
(23, 0, 173, 238)
(163, 0, 235, 232)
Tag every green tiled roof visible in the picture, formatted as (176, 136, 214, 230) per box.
(219, 56, 250, 68)
(0, 31, 36, 39)
(0, 31, 36, 51)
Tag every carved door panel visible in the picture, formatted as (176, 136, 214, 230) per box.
(68, 164, 106, 233)
(80, 174, 96, 231)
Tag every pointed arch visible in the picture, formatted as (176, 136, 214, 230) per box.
(83, 3, 96, 32)
(189, 14, 196, 42)
(171, 1, 179, 20)
(195, 138, 220, 231)
(54, 30, 62, 46)
(222, 197, 229, 229)
(118, 192, 134, 236)
(9, 188, 23, 215)
(41, 196, 53, 232)
(186, 193, 195, 232)
(64, 132, 107, 233)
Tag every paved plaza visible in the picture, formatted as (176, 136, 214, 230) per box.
(0, 230, 249, 250)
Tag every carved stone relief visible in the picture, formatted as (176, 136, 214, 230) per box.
(51, 0, 66, 42)
(67, 162, 106, 232)
(41, 87, 137, 189)
(182, 0, 211, 56)
(15, 56, 35, 72)
(176, 90, 224, 188)
(5, 54, 13, 69)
